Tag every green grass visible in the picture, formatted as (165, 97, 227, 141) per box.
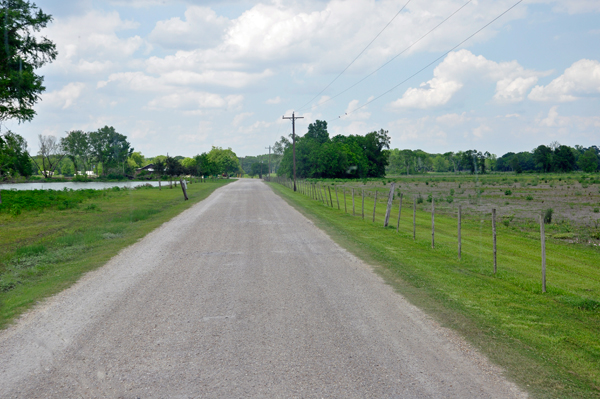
(0, 180, 232, 329)
(270, 181, 600, 399)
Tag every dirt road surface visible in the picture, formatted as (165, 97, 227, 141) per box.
(0, 179, 526, 398)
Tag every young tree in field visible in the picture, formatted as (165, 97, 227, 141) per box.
(0, 1, 57, 123)
(251, 162, 268, 178)
(578, 148, 599, 173)
(61, 130, 90, 175)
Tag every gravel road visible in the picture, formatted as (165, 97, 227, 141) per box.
(0, 179, 527, 398)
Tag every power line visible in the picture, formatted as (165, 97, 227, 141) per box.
(296, 0, 411, 111)
(310, 0, 473, 111)
(328, 0, 524, 123)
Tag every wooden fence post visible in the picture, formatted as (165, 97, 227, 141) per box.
(458, 205, 462, 260)
(362, 189, 365, 220)
(352, 189, 355, 216)
(328, 186, 333, 207)
(492, 208, 497, 274)
(343, 188, 347, 213)
(179, 178, 189, 201)
(431, 199, 435, 248)
(413, 197, 416, 240)
(335, 187, 340, 210)
(372, 191, 378, 222)
(396, 192, 403, 232)
(540, 213, 546, 293)
(384, 183, 396, 227)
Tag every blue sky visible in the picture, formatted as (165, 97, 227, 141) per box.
(7, 0, 600, 157)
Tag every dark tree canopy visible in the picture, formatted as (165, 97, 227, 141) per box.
(279, 121, 390, 179)
(0, 130, 31, 177)
(0, 0, 57, 123)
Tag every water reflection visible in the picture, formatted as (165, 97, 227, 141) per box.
(0, 181, 166, 191)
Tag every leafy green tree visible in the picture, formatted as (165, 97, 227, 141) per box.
(0, 1, 57, 123)
(553, 145, 575, 172)
(207, 146, 241, 176)
(61, 130, 90, 175)
(578, 148, 599, 172)
(88, 126, 132, 176)
(0, 129, 31, 178)
(165, 155, 183, 177)
(533, 145, 553, 172)
(194, 152, 217, 176)
(250, 162, 268, 178)
(510, 154, 522, 174)
(180, 157, 197, 175)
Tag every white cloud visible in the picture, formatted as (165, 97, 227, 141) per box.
(266, 96, 282, 104)
(148, 6, 230, 50)
(528, 59, 600, 102)
(342, 99, 371, 121)
(389, 50, 544, 109)
(472, 124, 491, 139)
(43, 10, 145, 75)
(436, 112, 470, 126)
(233, 112, 254, 126)
(528, 0, 600, 14)
(43, 82, 86, 109)
(147, 91, 243, 111)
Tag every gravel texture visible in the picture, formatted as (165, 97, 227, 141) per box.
(0, 179, 527, 398)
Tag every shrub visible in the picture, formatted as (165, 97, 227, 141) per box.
(416, 194, 424, 204)
(505, 189, 512, 195)
(593, 207, 599, 213)
(544, 208, 554, 224)
(526, 195, 533, 201)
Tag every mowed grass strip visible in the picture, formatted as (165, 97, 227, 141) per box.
(270, 182, 600, 399)
(0, 180, 232, 329)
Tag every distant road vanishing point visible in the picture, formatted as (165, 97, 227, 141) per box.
(0, 179, 526, 398)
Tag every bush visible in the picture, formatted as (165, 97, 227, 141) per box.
(594, 208, 599, 213)
(505, 189, 512, 195)
(544, 208, 553, 224)
(526, 195, 533, 201)
(416, 194, 424, 204)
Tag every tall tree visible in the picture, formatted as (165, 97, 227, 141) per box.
(61, 130, 90, 175)
(0, 0, 57, 123)
(553, 145, 575, 172)
(578, 148, 599, 173)
(533, 145, 553, 172)
(88, 126, 131, 176)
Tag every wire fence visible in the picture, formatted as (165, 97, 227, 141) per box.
(268, 176, 600, 299)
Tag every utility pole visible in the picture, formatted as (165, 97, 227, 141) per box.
(282, 112, 303, 191)
(265, 145, 271, 178)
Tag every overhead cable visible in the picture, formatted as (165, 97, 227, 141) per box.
(312, 0, 473, 111)
(328, 0, 524, 122)
(296, 0, 411, 112)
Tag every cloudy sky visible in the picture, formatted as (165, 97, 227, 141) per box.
(7, 0, 600, 157)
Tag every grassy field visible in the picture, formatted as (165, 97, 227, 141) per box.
(269, 177, 600, 399)
(0, 179, 231, 329)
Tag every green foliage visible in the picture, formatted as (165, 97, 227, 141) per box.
(279, 121, 390, 179)
(504, 189, 512, 195)
(0, 130, 32, 178)
(544, 208, 553, 224)
(526, 195, 533, 201)
(250, 162, 268, 178)
(578, 148, 599, 173)
(0, 0, 57, 123)
(0, 188, 103, 214)
(88, 126, 132, 176)
(207, 146, 241, 176)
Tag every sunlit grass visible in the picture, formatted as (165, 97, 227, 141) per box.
(0, 180, 232, 329)
(271, 181, 600, 399)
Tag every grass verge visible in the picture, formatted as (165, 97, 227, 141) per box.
(269, 181, 600, 399)
(0, 180, 232, 330)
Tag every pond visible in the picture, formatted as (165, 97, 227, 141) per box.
(0, 181, 166, 191)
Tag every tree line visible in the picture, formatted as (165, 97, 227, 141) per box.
(0, 126, 242, 181)
(387, 143, 599, 175)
